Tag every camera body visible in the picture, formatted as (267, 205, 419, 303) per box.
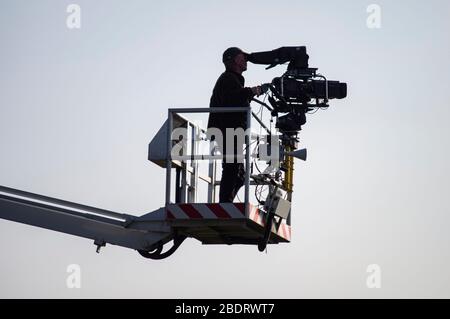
(272, 77, 347, 106)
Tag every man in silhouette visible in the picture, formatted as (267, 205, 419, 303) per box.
(208, 47, 269, 202)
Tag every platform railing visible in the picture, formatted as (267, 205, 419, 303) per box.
(165, 107, 252, 216)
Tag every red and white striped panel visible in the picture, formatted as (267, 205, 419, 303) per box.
(166, 203, 291, 241)
(166, 203, 247, 220)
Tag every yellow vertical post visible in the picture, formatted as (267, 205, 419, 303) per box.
(283, 145, 294, 201)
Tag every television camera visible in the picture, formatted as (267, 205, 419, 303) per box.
(247, 46, 347, 133)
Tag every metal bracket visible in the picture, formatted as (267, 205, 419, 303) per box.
(94, 239, 106, 253)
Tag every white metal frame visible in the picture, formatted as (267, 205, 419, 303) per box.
(165, 107, 252, 216)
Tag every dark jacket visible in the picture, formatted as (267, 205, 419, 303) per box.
(208, 70, 254, 132)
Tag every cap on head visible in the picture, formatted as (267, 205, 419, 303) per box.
(222, 47, 246, 63)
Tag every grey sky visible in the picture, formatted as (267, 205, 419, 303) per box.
(1, 0, 450, 298)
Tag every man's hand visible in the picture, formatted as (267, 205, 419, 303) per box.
(260, 83, 271, 94)
(251, 86, 261, 96)
(251, 83, 271, 97)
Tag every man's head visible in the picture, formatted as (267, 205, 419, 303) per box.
(222, 47, 248, 74)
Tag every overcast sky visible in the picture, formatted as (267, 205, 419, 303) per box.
(1, 0, 450, 298)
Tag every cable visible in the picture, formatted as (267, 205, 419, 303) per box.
(255, 182, 269, 206)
